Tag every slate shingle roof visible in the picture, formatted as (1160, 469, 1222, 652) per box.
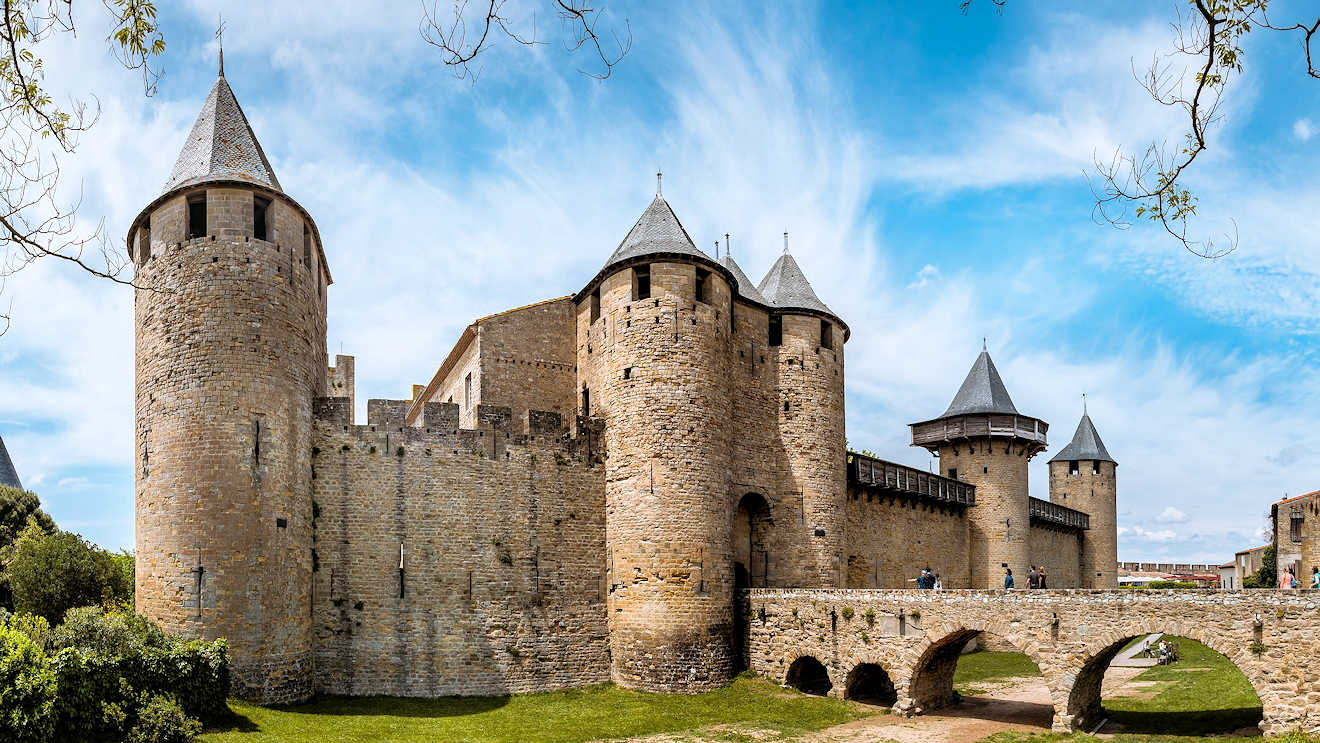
(0, 434, 21, 490)
(721, 254, 768, 305)
(606, 195, 709, 266)
(1049, 414, 1116, 463)
(163, 72, 282, 194)
(940, 351, 1020, 418)
(756, 252, 834, 316)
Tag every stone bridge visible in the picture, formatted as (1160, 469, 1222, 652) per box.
(743, 588, 1320, 734)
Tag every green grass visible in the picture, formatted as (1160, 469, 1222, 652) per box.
(1101, 636, 1262, 736)
(953, 650, 1041, 694)
(198, 676, 870, 743)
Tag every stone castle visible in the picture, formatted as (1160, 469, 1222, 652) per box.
(130, 66, 1118, 703)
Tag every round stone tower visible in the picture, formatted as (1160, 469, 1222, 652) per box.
(910, 351, 1047, 588)
(128, 64, 329, 702)
(576, 189, 738, 691)
(755, 240, 848, 587)
(1048, 410, 1118, 588)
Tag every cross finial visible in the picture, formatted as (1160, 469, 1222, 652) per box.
(216, 16, 227, 76)
(783, 231, 789, 254)
(656, 171, 662, 196)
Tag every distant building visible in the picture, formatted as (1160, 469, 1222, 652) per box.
(0, 433, 21, 490)
(1234, 544, 1270, 587)
(1219, 562, 1237, 590)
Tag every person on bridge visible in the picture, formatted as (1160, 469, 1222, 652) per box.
(1281, 567, 1297, 589)
(1003, 567, 1014, 589)
(1039, 566, 1048, 589)
(1027, 565, 1040, 589)
(1311, 567, 1318, 589)
(933, 573, 943, 591)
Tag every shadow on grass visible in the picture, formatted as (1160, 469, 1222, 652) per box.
(203, 706, 260, 734)
(1104, 705, 1262, 737)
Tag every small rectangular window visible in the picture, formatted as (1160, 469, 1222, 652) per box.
(623, 367, 632, 380)
(1291, 510, 1304, 543)
(139, 217, 152, 264)
(253, 196, 271, 241)
(590, 288, 601, 323)
(1092, 460, 1101, 475)
(948, 468, 958, 480)
(581, 386, 591, 417)
(768, 315, 782, 346)
(633, 265, 651, 301)
(464, 373, 472, 409)
(187, 194, 207, 239)
(303, 222, 312, 267)
(1069, 460, 1079, 475)
(695, 267, 710, 304)
(820, 319, 833, 350)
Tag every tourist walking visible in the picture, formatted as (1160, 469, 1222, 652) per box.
(933, 573, 943, 591)
(1027, 565, 1040, 589)
(1003, 567, 1014, 589)
(1039, 566, 1048, 589)
(1311, 567, 1319, 589)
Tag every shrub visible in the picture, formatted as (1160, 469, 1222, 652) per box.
(126, 695, 201, 743)
(49, 606, 171, 656)
(0, 622, 57, 743)
(0, 486, 56, 611)
(7, 525, 133, 623)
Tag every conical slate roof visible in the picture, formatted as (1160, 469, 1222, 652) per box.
(605, 195, 709, 266)
(757, 252, 834, 315)
(163, 71, 282, 194)
(722, 254, 768, 304)
(0, 434, 21, 490)
(940, 351, 1019, 417)
(1049, 414, 1116, 463)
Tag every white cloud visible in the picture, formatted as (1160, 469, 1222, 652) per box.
(908, 264, 939, 289)
(1119, 525, 1179, 543)
(1295, 118, 1316, 142)
(1158, 506, 1188, 523)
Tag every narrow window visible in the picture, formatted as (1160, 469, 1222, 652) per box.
(1291, 509, 1304, 543)
(187, 193, 207, 239)
(948, 468, 957, 480)
(464, 373, 472, 409)
(820, 319, 833, 350)
(1092, 460, 1101, 475)
(590, 288, 601, 323)
(768, 315, 782, 347)
(581, 386, 591, 417)
(633, 265, 651, 301)
(1069, 460, 1079, 475)
(623, 367, 632, 380)
(139, 216, 151, 265)
(303, 222, 312, 267)
(695, 267, 710, 303)
(253, 196, 271, 241)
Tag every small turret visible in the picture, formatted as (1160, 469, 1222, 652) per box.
(1048, 407, 1118, 588)
(911, 350, 1047, 588)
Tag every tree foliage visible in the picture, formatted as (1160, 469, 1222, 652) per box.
(1242, 543, 1277, 588)
(0, 0, 165, 336)
(6, 523, 132, 623)
(0, 484, 55, 610)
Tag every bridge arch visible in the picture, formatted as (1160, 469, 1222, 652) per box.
(783, 653, 833, 696)
(908, 621, 1064, 727)
(1065, 622, 1267, 734)
(844, 660, 898, 706)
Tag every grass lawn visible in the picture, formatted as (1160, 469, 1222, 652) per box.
(954, 650, 1041, 694)
(198, 676, 870, 743)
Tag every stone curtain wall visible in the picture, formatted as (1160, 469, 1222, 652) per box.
(844, 491, 970, 588)
(744, 588, 1320, 734)
(134, 186, 327, 703)
(310, 400, 607, 697)
(1026, 525, 1081, 588)
(479, 299, 578, 426)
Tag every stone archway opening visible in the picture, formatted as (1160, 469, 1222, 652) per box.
(844, 662, 896, 707)
(1068, 633, 1262, 736)
(733, 493, 772, 589)
(785, 656, 832, 697)
(911, 629, 1053, 729)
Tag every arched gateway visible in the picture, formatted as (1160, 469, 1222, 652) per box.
(744, 588, 1312, 734)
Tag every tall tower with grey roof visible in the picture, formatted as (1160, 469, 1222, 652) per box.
(1048, 409, 1118, 588)
(0, 433, 21, 490)
(910, 350, 1048, 588)
(128, 61, 329, 702)
(757, 240, 849, 587)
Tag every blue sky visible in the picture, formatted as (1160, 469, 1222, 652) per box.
(0, 1, 1317, 562)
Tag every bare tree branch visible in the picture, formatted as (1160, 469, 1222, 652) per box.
(420, 0, 630, 81)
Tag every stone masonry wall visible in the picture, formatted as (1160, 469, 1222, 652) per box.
(1026, 524, 1081, 588)
(744, 587, 1320, 735)
(844, 490, 970, 588)
(1049, 459, 1117, 588)
(937, 440, 1032, 588)
(310, 400, 607, 696)
(134, 185, 326, 703)
(478, 298, 577, 427)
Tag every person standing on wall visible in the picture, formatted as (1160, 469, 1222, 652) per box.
(1038, 565, 1048, 589)
(1027, 565, 1040, 589)
(1003, 567, 1014, 589)
(1310, 567, 1319, 589)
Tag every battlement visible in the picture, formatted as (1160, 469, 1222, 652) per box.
(313, 397, 604, 465)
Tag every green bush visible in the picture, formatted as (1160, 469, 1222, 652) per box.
(0, 622, 57, 743)
(6, 524, 133, 623)
(0, 486, 56, 611)
(49, 605, 170, 656)
(126, 695, 201, 743)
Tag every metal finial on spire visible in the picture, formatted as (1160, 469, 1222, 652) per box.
(714, 240, 720, 259)
(725, 233, 730, 258)
(982, 337, 987, 352)
(783, 231, 789, 254)
(1083, 393, 1088, 415)
(216, 16, 227, 77)
(656, 171, 662, 196)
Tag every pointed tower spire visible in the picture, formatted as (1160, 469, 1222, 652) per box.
(0, 432, 22, 490)
(162, 72, 282, 193)
(757, 250, 835, 316)
(1049, 408, 1116, 463)
(938, 350, 1020, 418)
